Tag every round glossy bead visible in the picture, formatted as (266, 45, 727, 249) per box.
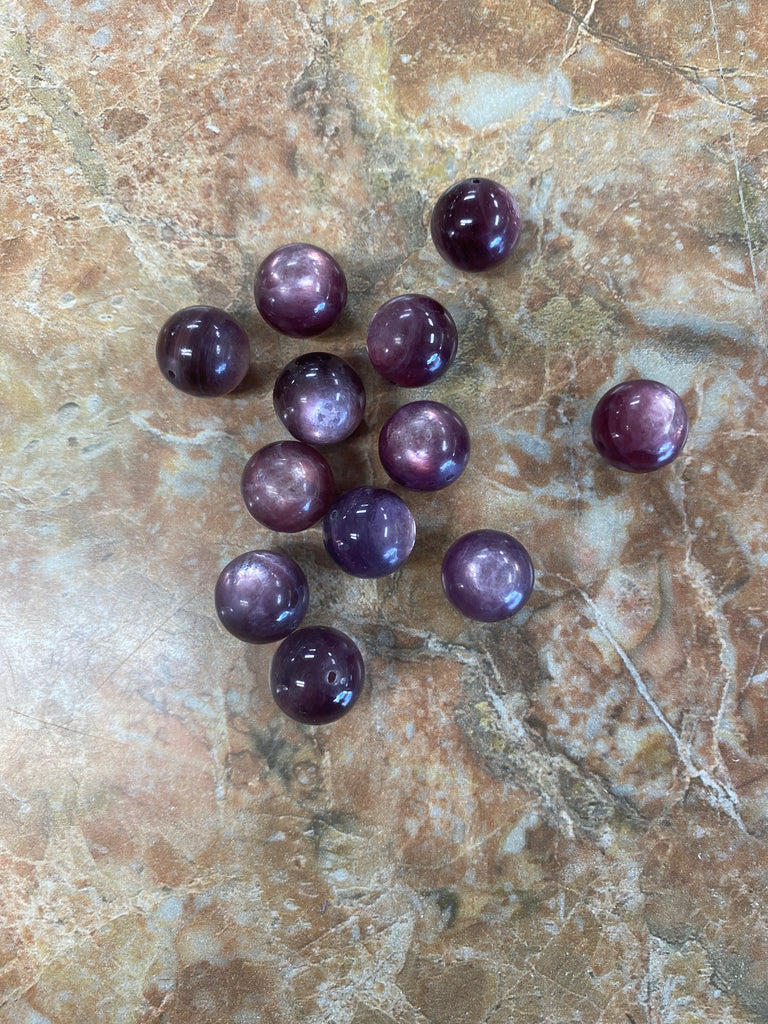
(215, 550, 308, 644)
(323, 486, 416, 578)
(241, 440, 335, 533)
(270, 626, 364, 725)
(591, 379, 689, 473)
(442, 529, 534, 622)
(366, 294, 458, 387)
(430, 177, 522, 272)
(273, 352, 366, 445)
(255, 243, 347, 337)
(156, 305, 250, 397)
(379, 401, 470, 491)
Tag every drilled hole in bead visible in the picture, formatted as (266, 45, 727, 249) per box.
(327, 671, 337, 684)
(168, 370, 176, 379)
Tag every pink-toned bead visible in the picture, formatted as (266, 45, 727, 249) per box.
(591, 379, 689, 472)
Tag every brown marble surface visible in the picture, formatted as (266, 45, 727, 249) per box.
(3, 0, 768, 1021)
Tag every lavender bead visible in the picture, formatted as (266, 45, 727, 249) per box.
(241, 440, 335, 533)
(366, 294, 458, 387)
(442, 529, 534, 622)
(591, 379, 689, 473)
(255, 243, 347, 337)
(270, 626, 364, 725)
(379, 401, 470, 491)
(273, 352, 366, 445)
(323, 486, 416, 578)
(430, 177, 522, 272)
(215, 550, 308, 644)
(156, 305, 250, 397)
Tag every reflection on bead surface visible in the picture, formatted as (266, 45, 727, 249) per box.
(273, 352, 366, 445)
(379, 401, 470, 491)
(442, 529, 534, 622)
(591, 379, 689, 473)
(323, 486, 416, 578)
(430, 177, 522, 272)
(215, 550, 308, 644)
(156, 305, 251, 397)
(270, 626, 364, 725)
(366, 294, 458, 387)
(255, 243, 347, 337)
(241, 440, 335, 533)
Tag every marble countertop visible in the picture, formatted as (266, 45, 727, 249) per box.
(3, 1, 768, 1021)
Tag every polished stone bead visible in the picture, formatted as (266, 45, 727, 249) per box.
(323, 486, 416, 578)
(270, 626, 364, 725)
(255, 243, 347, 337)
(591, 379, 689, 473)
(241, 440, 335, 533)
(273, 352, 366, 445)
(156, 305, 250, 397)
(378, 400, 470, 491)
(441, 529, 534, 622)
(215, 550, 308, 644)
(430, 177, 522, 272)
(366, 294, 458, 387)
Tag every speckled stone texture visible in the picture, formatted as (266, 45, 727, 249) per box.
(2, 0, 768, 1022)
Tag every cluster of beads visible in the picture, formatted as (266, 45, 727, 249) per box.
(156, 177, 690, 726)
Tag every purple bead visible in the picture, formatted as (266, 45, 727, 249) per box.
(241, 440, 335, 533)
(273, 352, 366, 445)
(379, 401, 470, 491)
(255, 243, 347, 338)
(366, 294, 458, 387)
(323, 486, 416, 578)
(270, 626, 364, 725)
(215, 550, 308, 644)
(591, 379, 689, 473)
(430, 177, 522, 272)
(441, 529, 534, 622)
(156, 305, 250, 397)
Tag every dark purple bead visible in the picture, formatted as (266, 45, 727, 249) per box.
(273, 352, 366, 445)
(215, 550, 308, 644)
(255, 243, 347, 338)
(323, 486, 416, 578)
(270, 626, 364, 725)
(591, 379, 689, 473)
(430, 177, 522, 272)
(442, 529, 534, 622)
(379, 401, 470, 491)
(156, 305, 250, 397)
(241, 440, 335, 533)
(366, 294, 458, 387)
